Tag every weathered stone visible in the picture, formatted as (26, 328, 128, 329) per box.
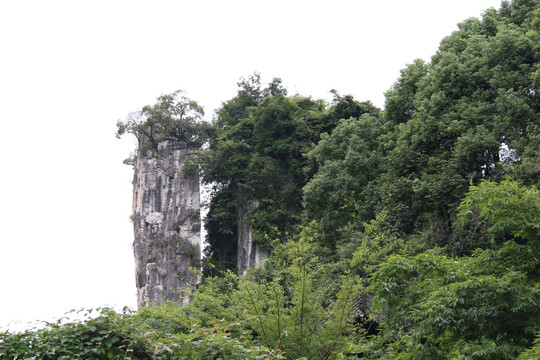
(236, 197, 268, 276)
(132, 139, 201, 309)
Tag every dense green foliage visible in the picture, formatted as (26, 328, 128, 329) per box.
(3, 1, 539, 358)
(0, 308, 278, 359)
(303, 0, 540, 246)
(363, 181, 540, 359)
(200, 75, 337, 273)
(116, 90, 212, 156)
(200, 75, 382, 273)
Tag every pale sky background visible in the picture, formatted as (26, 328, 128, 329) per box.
(0, 0, 503, 331)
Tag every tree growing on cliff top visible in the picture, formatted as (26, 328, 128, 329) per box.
(116, 90, 211, 152)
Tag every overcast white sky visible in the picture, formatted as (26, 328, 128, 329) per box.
(0, 0, 503, 331)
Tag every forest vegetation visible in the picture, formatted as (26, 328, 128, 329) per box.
(2, 0, 539, 358)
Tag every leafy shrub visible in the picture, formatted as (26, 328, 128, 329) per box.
(0, 307, 278, 360)
(238, 236, 364, 359)
(362, 181, 540, 359)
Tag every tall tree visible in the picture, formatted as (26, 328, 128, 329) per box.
(303, 114, 383, 244)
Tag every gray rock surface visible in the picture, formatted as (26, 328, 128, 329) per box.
(132, 139, 201, 308)
(236, 198, 268, 276)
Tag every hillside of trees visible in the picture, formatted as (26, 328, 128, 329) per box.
(2, 0, 539, 358)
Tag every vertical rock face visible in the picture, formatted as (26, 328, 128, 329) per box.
(132, 139, 201, 309)
(236, 198, 268, 276)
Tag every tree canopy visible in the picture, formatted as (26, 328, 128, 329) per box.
(116, 90, 211, 152)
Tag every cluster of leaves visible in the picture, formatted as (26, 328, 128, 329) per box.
(238, 236, 364, 359)
(0, 307, 278, 360)
(361, 181, 540, 359)
(116, 90, 212, 157)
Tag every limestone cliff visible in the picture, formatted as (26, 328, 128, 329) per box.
(236, 197, 268, 276)
(132, 138, 201, 308)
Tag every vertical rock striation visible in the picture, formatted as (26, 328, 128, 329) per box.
(236, 197, 268, 276)
(132, 138, 201, 309)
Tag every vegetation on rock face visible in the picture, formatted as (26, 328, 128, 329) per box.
(116, 90, 212, 155)
(198, 74, 330, 274)
(2, 1, 540, 358)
